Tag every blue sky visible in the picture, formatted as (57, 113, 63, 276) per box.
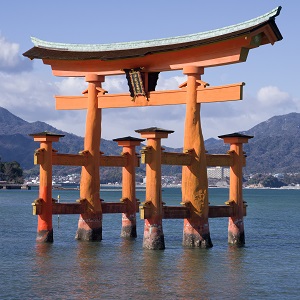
(0, 1, 298, 147)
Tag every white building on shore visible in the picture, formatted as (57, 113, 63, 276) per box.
(207, 167, 229, 180)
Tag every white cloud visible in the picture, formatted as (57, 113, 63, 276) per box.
(103, 76, 128, 93)
(257, 86, 294, 109)
(201, 85, 299, 140)
(0, 34, 32, 72)
(157, 74, 186, 90)
(0, 36, 19, 66)
(0, 72, 56, 116)
(55, 77, 86, 95)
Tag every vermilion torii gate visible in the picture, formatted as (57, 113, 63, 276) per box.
(24, 7, 282, 248)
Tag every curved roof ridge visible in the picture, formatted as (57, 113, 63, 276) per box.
(31, 6, 281, 52)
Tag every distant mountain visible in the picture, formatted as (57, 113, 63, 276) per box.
(0, 107, 122, 170)
(0, 107, 299, 175)
(242, 112, 300, 174)
(205, 112, 300, 174)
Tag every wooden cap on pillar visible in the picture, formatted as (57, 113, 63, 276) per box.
(218, 132, 253, 144)
(135, 127, 174, 139)
(85, 74, 105, 82)
(113, 136, 145, 147)
(183, 66, 204, 75)
(29, 131, 65, 142)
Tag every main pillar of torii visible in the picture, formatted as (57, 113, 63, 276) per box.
(181, 66, 212, 247)
(75, 74, 104, 240)
(23, 7, 282, 243)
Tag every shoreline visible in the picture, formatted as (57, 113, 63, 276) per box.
(18, 182, 300, 191)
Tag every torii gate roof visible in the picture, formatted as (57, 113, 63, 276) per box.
(23, 7, 282, 76)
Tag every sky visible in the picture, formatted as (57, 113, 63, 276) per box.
(0, 1, 298, 148)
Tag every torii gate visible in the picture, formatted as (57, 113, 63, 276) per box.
(24, 7, 282, 248)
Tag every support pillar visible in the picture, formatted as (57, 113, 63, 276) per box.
(30, 132, 64, 242)
(219, 133, 253, 246)
(75, 74, 104, 241)
(181, 66, 212, 248)
(113, 136, 144, 238)
(136, 127, 173, 250)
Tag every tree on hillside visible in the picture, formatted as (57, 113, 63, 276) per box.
(282, 173, 300, 185)
(261, 175, 286, 188)
(0, 161, 24, 183)
(246, 173, 286, 188)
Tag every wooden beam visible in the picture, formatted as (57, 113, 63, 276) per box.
(163, 206, 190, 219)
(52, 153, 87, 166)
(36, 149, 245, 168)
(33, 200, 130, 215)
(46, 35, 253, 76)
(140, 204, 246, 219)
(163, 205, 235, 219)
(206, 154, 233, 167)
(55, 83, 244, 110)
(150, 152, 243, 167)
(161, 152, 192, 166)
(34, 151, 88, 166)
(33, 201, 246, 217)
(98, 83, 244, 108)
(206, 153, 246, 167)
(208, 205, 234, 218)
(55, 96, 87, 110)
(52, 202, 86, 214)
(35, 151, 131, 168)
(101, 202, 127, 213)
(100, 155, 127, 167)
(32, 199, 87, 215)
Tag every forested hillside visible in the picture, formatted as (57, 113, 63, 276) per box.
(0, 107, 299, 178)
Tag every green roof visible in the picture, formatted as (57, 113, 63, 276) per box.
(30, 6, 281, 53)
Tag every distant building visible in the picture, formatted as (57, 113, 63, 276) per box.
(207, 167, 229, 180)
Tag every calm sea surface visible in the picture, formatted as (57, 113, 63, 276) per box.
(0, 186, 299, 299)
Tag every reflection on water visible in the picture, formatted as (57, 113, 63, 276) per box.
(75, 242, 106, 299)
(225, 246, 247, 299)
(175, 249, 211, 299)
(142, 250, 166, 296)
(32, 243, 60, 299)
(1, 188, 300, 299)
(26, 222, 280, 299)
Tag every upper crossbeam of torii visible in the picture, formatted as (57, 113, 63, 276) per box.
(23, 6, 282, 111)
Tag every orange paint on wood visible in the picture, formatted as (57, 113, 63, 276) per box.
(45, 35, 253, 76)
(206, 154, 234, 167)
(161, 152, 192, 166)
(121, 142, 140, 237)
(55, 83, 244, 110)
(37, 141, 53, 241)
(76, 75, 104, 241)
(114, 137, 143, 238)
(227, 142, 246, 244)
(220, 134, 253, 245)
(137, 129, 173, 249)
(30, 133, 64, 242)
(181, 67, 212, 248)
(79, 75, 103, 212)
(52, 153, 87, 166)
(99, 154, 127, 167)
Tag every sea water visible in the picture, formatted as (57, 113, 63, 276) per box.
(0, 187, 299, 299)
